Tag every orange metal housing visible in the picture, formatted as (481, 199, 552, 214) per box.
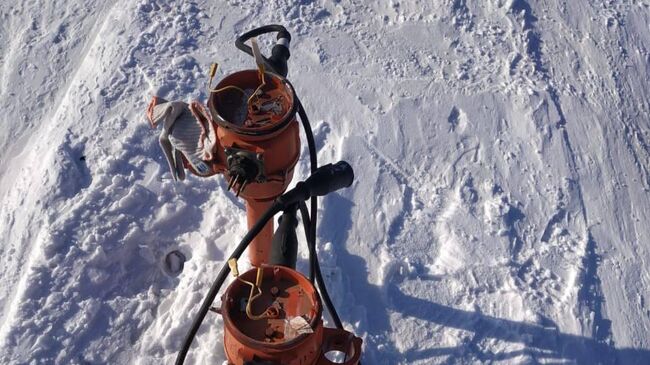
(221, 266, 362, 365)
(185, 69, 301, 266)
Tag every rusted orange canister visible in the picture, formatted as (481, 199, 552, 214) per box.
(207, 70, 301, 266)
(221, 266, 362, 365)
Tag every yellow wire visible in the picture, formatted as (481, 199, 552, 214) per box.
(208, 85, 246, 95)
(206, 63, 246, 95)
(247, 71, 266, 105)
(246, 285, 267, 320)
(237, 267, 275, 320)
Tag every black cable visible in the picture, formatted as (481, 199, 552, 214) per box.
(175, 202, 282, 365)
(298, 201, 311, 228)
(296, 97, 318, 283)
(235, 24, 286, 57)
(235, 24, 289, 76)
(298, 201, 343, 330)
(295, 96, 344, 330)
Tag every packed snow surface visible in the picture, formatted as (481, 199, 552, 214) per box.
(1, 0, 650, 364)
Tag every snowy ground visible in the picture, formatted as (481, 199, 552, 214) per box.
(1, 0, 650, 364)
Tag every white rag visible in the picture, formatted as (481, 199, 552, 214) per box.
(147, 96, 218, 181)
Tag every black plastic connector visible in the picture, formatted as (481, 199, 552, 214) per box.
(269, 42, 290, 77)
(268, 30, 291, 77)
(269, 204, 299, 269)
(279, 161, 354, 205)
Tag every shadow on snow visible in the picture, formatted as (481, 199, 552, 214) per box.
(319, 193, 649, 365)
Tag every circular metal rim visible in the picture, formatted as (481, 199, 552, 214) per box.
(208, 70, 298, 137)
(221, 265, 323, 350)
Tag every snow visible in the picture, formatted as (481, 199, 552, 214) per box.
(1, 0, 650, 364)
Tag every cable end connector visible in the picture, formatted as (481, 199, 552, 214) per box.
(278, 161, 354, 206)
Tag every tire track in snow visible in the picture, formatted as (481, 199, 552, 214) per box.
(547, 36, 613, 352)
(510, 0, 613, 348)
(562, 1, 650, 350)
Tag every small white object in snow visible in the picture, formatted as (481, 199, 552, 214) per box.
(164, 250, 186, 276)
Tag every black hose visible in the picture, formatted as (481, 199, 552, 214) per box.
(298, 201, 343, 330)
(175, 202, 282, 365)
(235, 24, 290, 76)
(235, 24, 287, 57)
(295, 95, 344, 330)
(295, 97, 318, 283)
